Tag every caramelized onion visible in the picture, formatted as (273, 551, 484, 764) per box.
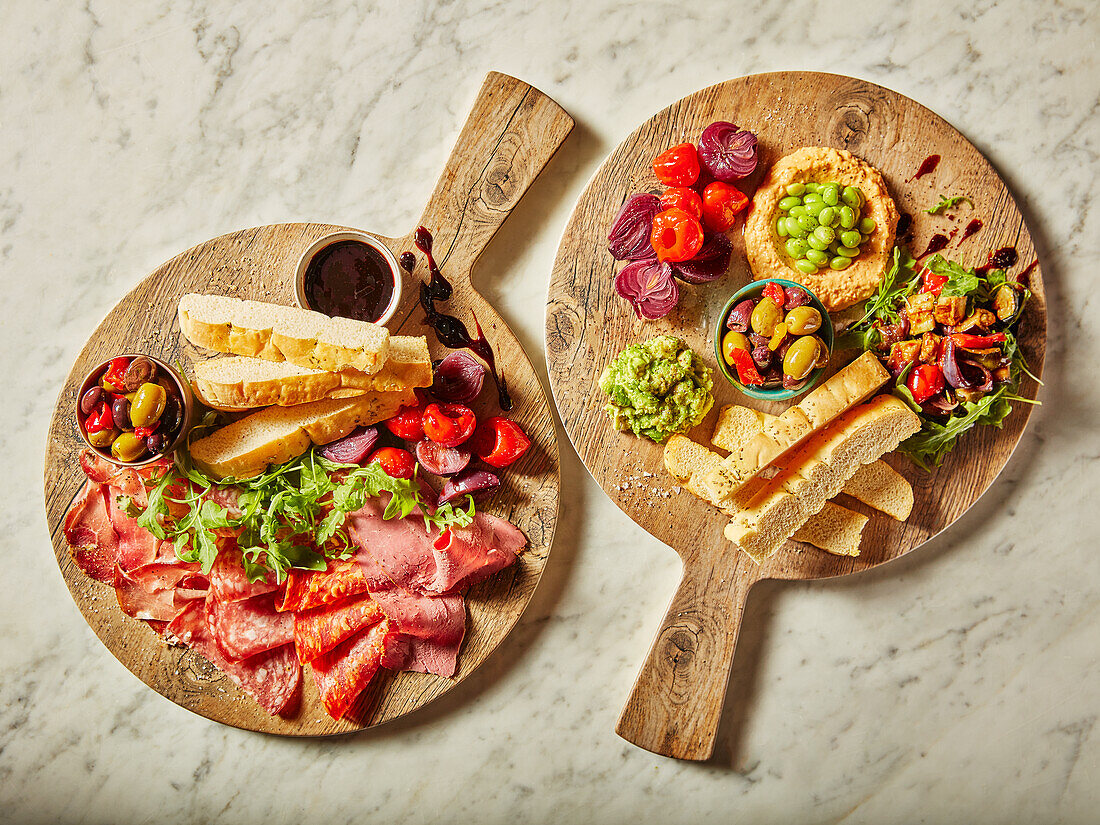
(607, 194, 661, 261)
(430, 351, 485, 404)
(698, 121, 758, 181)
(614, 259, 679, 320)
(673, 232, 732, 284)
(438, 469, 500, 505)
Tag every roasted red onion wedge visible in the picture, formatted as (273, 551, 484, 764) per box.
(607, 194, 661, 261)
(320, 427, 380, 464)
(614, 259, 679, 320)
(430, 351, 485, 404)
(415, 439, 472, 477)
(697, 121, 758, 181)
(438, 469, 501, 505)
(673, 232, 732, 284)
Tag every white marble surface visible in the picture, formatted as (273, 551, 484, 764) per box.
(3, 0, 1097, 822)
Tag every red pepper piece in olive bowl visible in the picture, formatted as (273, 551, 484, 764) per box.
(76, 354, 193, 466)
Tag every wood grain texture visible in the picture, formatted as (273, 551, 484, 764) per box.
(545, 72, 1046, 760)
(43, 73, 573, 735)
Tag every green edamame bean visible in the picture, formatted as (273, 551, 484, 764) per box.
(859, 217, 877, 234)
(805, 248, 828, 266)
(785, 238, 809, 258)
(818, 206, 837, 227)
(839, 229, 862, 248)
(841, 186, 864, 209)
(776, 217, 788, 237)
(822, 185, 840, 206)
(786, 183, 806, 197)
(786, 218, 808, 239)
(838, 205, 857, 229)
(797, 215, 817, 233)
(835, 244, 861, 258)
(804, 200, 825, 217)
(794, 258, 819, 275)
(789, 205, 808, 219)
(830, 256, 853, 270)
(804, 192, 823, 204)
(813, 225, 835, 245)
(807, 234, 830, 251)
(779, 196, 801, 211)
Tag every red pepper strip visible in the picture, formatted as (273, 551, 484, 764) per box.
(919, 268, 948, 296)
(762, 282, 786, 310)
(950, 332, 1006, 348)
(103, 357, 131, 391)
(85, 402, 114, 433)
(134, 421, 160, 438)
(727, 348, 765, 385)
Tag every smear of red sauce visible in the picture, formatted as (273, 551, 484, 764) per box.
(959, 219, 983, 244)
(909, 154, 940, 182)
(989, 246, 1019, 269)
(918, 234, 950, 258)
(1018, 259, 1039, 286)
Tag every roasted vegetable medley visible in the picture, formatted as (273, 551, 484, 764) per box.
(842, 249, 1039, 469)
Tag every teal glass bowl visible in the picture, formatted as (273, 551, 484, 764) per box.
(714, 279, 834, 401)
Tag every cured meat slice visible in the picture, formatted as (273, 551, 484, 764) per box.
(208, 547, 281, 602)
(107, 491, 159, 572)
(277, 559, 370, 613)
(63, 482, 121, 585)
(309, 619, 393, 719)
(380, 633, 461, 679)
(167, 600, 300, 715)
(294, 594, 384, 664)
(115, 560, 203, 622)
(78, 449, 171, 501)
(346, 497, 524, 595)
(428, 512, 526, 593)
(207, 592, 294, 661)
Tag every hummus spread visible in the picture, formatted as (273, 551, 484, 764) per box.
(744, 146, 899, 312)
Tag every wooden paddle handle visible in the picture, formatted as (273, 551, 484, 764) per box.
(415, 72, 574, 279)
(615, 546, 761, 760)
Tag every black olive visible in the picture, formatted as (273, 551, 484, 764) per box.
(145, 433, 167, 455)
(160, 395, 182, 434)
(122, 356, 157, 393)
(80, 386, 102, 415)
(112, 396, 133, 431)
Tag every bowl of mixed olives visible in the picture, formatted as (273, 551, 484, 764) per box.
(76, 354, 193, 466)
(715, 278, 834, 400)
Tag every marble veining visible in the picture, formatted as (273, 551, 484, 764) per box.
(2, 0, 1098, 823)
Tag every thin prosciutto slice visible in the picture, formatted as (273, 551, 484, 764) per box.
(167, 599, 300, 716)
(64, 482, 122, 585)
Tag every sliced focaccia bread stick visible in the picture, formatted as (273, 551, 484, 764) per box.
(724, 395, 920, 560)
(663, 434, 868, 559)
(711, 403, 914, 521)
(178, 294, 390, 374)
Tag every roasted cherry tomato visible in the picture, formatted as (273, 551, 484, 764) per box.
(659, 186, 703, 219)
(652, 143, 700, 187)
(85, 401, 115, 433)
(421, 403, 476, 448)
(762, 281, 787, 311)
(950, 332, 1007, 348)
(700, 182, 749, 232)
(102, 357, 131, 392)
(471, 417, 532, 469)
(650, 208, 704, 263)
(907, 363, 946, 404)
(919, 268, 948, 296)
(385, 404, 425, 442)
(726, 347, 765, 386)
(369, 447, 417, 479)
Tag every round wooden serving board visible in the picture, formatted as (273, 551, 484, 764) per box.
(44, 73, 573, 735)
(546, 72, 1046, 760)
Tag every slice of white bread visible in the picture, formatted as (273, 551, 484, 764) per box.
(724, 395, 920, 560)
(715, 352, 890, 502)
(663, 434, 868, 560)
(711, 403, 914, 521)
(188, 389, 415, 480)
(192, 337, 433, 410)
(178, 294, 390, 374)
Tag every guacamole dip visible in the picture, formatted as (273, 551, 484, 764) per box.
(599, 336, 714, 443)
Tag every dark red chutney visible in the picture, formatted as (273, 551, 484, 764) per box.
(303, 240, 396, 323)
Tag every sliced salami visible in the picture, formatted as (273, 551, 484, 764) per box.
(208, 547, 281, 602)
(309, 619, 392, 719)
(293, 594, 384, 664)
(207, 592, 294, 661)
(277, 559, 369, 613)
(167, 599, 301, 715)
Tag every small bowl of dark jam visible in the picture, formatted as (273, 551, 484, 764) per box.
(294, 231, 402, 325)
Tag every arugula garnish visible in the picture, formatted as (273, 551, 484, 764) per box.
(854, 246, 920, 327)
(123, 447, 475, 582)
(924, 194, 972, 215)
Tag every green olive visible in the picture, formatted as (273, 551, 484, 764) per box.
(784, 306, 822, 335)
(783, 335, 823, 380)
(722, 331, 751, 366)
(750, 298, 782, 337)
(110, 432, 148, 463)
(88, 428, 119, 448)
(130, 382, 167, 428)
